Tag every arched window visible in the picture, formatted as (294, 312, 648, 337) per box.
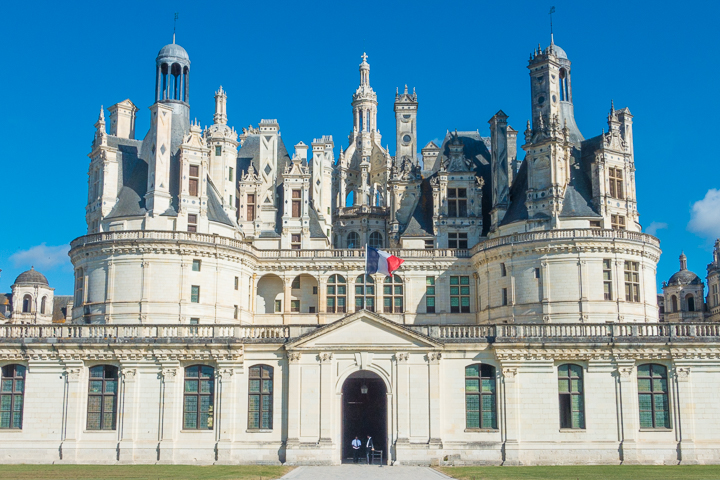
(40, 297, 47, 315)
(347, 232, 360, 249)
(1, 364, 26, 429)
(355, 274, 375, 312)
(671, 295, 678, 313)
(74, 268, 84, 306)
(465, 364, 497, 429)
(183, 365, 215, 430)
(637, 364, 670, 429)
(22, 295, 32, 313)
(383, 275, 404, 313)
(326, 275, 347, 313)
(686, 294, 695, 312)
(87, 365, 118, 430)
(345, 191, 354, 207)
(248, 365, 273, 430)
(558, 364, 585, 429)
(369, 231, 383, 248)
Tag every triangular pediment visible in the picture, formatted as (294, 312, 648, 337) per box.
(287, 310, 442, 351)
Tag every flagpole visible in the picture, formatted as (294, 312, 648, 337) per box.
(364, 243, 368, 277)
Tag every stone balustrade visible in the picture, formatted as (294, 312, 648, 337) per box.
(2, 322, 719, 345)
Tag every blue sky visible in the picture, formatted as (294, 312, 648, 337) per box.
(1, 0, 719, 295)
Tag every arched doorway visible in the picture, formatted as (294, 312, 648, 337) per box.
(341, 370, 387, 464)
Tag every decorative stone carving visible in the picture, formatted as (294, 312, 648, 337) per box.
(319, 352, 333, 363)
(395, 352, 409, 362)
(288, 352, 302, 363)
(675, 366, 690, 381)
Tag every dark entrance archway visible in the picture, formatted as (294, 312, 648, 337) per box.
(341, 370, 387, 463)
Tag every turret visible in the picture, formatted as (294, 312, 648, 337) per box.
(394, 85, 418, 161)
(207, 86, 239, 220)
(108, 99, 138, 139)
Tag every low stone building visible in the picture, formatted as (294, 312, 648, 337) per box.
(2, 36, 720, 467)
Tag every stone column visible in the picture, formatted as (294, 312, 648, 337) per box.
(158, 364, 181, 463)
(319, 353, 334, 445)
(500, 365, 520, 465)
(286, 352, 302, 449)
(348, 276, 356, 313)
(395, 353, 410, 448)
(318, 276, 327, 315)
(60, 362, 85, 462)
(250, 273, 257, 314)
(284, 276, 292, 314)
(215, 364, 240, 462)
(427, 352, 442, 447)
(674, 366, 697, 464)
(617, 363, 639, 464)
(118, 366, 140, 462)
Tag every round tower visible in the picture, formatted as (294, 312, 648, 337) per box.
(155, 40, 191, 119)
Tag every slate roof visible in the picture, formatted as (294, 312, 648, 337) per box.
(106, 138, 147, 219)
(206, 179, 234, 226)
(52, 296, 73, 323)
(14, 268, 49, 286)
(668, 270, 703, 286)
(401, 177, 434, 237)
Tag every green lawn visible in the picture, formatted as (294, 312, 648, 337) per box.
(437, 465, 720, 480)
(0, 465, 293, 480)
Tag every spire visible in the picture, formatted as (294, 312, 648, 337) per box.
(173, 12, 178, 44)
(680, 252, 688, 271)
(214, 85, 227, 125)
(359, 52, 370, 86)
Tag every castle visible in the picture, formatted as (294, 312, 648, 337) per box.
(3, 36, 720, 466)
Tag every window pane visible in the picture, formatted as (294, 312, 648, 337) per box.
(200, 380, 212, 394)
(654, 393, 667, 411)
(461, 297, 470, 307)
(465, 379, 479, 392)
(184, 413, 197, 430)
(465, 365, 479, 377)
(460, 276, 470, 285)
(637, 378, 651, 392)
(87, 412, 101, 430)
(103, 396, 115, 414)
(638, 393, 652, 411)
(653, 378, 667, 392)
(184, 395, 198, 413)
(262, 380, 272, 394)
(185, 380, 198, 393)
(249, 412, 259, 429)
(655, 410, 669, 428)
(558, 379, 569, 393)
(426, 286, 435, 295)
(105, 380, 117, 394)
(460, 286, 470, 295)
(450, 277, 459, 285)
(426, 297, 435, 307)
(451, 297, 459, 307)
(1, 380, 12, 393)
(466, 395, 479, 411)
(571, 379, 582, 393)
(89, 381, 103, 393)
(87, 396, 101, 412)
(248, 395, 259, 412)
(450, 286, 459, 295)
(249, 379, 260, 393)
(481, 378, 495, 393)
(466, 410, 479, 429)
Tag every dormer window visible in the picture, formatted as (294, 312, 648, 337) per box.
(609, 168, 624, 199)
(189, 165, 199, 196)
(448, 188, 467, 217)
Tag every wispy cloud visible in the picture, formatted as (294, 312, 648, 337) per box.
(645, 221, 668, 237)
(9, 243, 70, 270)
(688, 189, 720, 242)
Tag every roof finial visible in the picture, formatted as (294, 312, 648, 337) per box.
(549, 6, 556, 45)
(680, 251, 688, 270)
(361, 52, 368, 63)
(98, 105, 105, 122)
(404, 84, 408, 94)
(173, 12, 178, 44)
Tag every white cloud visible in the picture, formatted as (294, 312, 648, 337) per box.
(645, 221, 668, 237)
(688, 189, 720, 242)
(9, 243, 70, 270)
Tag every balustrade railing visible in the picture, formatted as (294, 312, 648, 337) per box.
(2, 322, 718, 344)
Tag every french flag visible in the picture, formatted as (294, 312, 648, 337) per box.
(366, 247, 404, 276)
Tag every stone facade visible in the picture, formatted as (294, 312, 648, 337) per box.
(3, 36, 720, 466)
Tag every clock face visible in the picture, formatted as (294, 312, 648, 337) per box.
(402, 134, 412, 144)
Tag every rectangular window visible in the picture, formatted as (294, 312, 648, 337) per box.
(234, 276, 239, 290)
(228, 167, 234, 182)
(1, 365, 26, 429)
(187, 214, 198, 233)
(611, 214, 626, 230)
(192, 259, 201, 272)
(87, 365, 118, 431)
(624, 261, 640, 302)
(465, 364, 497, 429)
(290, 300, 300, 313)
(291, 234, 301, 250)
(189, 318, 199, 325)
(608, 167, 624, 199)
(189, 165, 199, 197)
(312, 286, 318, 295)
(215, 146, 222, 156)
(637, 364, 670, 429)
(502, 288, 508, 306)
(450, 276, 471, 313)
(426, 276, 436, 313)
(535, 268, 541, 279)
(248, 365, 273, 430)
(191, 285, 200, 303)
(424, 239, 434, 249)
(183, 365, 214, 430)
(713, 284, 719, 307)
(558, 364, 585, 429)
(292, 190, 301, 218)
(603, 259, 613, 300)
(74, 268, 84, 306)
(234, 305, 238, 319)
(500, 263, 507, 277)
(448, 232, 468, 249)
(247, 194, 256, 221)
(448, 188, 468, 217)
(309, 306, 316, 313)
(274, 300, 282, 313)
(292, 277, 300, 289)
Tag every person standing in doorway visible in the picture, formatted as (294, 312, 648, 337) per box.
(351, 436, 361, 463)
(365, 435, 374, 464)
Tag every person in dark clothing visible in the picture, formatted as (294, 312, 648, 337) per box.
(365, 435, 374, 464)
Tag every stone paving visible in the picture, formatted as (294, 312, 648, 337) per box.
(280, 465, 452, 480)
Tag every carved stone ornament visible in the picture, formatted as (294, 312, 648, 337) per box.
(395, 352, 409, 362)
(502, 367, 518, 379)
(618, 366, 634, 380)
(319, 352, 333, 363)
(427, 352, 442, 363)
(218, 368, 235, 379)
(122, 368, 138, 380)
(65, 368, 82, 381)
(288, 352, 302, 363)
(161, 367, 178, 379)
(675, 366, 690, 381)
